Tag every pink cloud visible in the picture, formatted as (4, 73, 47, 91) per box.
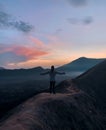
(29, 36, 45, 47)
(0, 44, 49, 60)
(13, 46, 49, 59)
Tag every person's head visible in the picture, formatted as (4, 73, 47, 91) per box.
(51, 65, 54, 71)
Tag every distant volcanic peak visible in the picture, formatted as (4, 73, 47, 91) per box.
(70, 57, 105, 65)
(30, 66, 44, 70)
(77, 57, 105, 61)
(78, 56, 87, 59)
(76, 57, 96, 61)
(69, 57, 89, 64)
(57, 57, 105, 73)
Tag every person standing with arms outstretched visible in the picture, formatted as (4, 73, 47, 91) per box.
(40, 65, 65, 94)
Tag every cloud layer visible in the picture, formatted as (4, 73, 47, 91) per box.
(0, 35, 72, 68)
(0, 10, 33, 33)
(0, 43, 49, 67)
(68, 0, 87, 7)
(67, 16, 93, 25)
(83, 16, 93, 24)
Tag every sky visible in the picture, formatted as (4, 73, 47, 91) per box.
(0, 0, 106, 69)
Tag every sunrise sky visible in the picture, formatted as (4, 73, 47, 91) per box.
(0, 0, 106, 69)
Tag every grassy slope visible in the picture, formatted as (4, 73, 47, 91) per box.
(0, 80, 105, 130)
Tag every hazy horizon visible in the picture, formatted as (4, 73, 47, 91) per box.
(0, 0, 106, 69)
(0, 56, 105, 70)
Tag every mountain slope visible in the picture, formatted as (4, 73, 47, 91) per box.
(74, 60, 106, 114)
(0, 67, 5, 70)
(0, 58, 106, 130)
(0, 66, 44, 76)
(57, 57, 105, 72)
(0, 66, 66, 119)
(0, 80, 105, 130)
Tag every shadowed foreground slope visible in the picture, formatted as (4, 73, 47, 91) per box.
(74, 60, 106, 114)
(0, 80, 105, 130)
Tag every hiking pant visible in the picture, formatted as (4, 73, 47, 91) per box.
(50, 81, 55, 94)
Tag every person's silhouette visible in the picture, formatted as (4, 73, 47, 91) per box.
(40, 65, 65, 94)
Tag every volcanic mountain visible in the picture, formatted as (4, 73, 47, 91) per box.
(0, 57, 105, 78)
(57, 57, 105, 72)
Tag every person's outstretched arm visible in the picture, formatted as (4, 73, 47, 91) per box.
(56, 71, 65, 75)
(40, 71, 49, 75)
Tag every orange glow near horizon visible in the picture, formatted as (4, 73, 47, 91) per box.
(7, 52, 106, 69)
(1, 36, 106, 69)
(7, 57, 73, 69)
